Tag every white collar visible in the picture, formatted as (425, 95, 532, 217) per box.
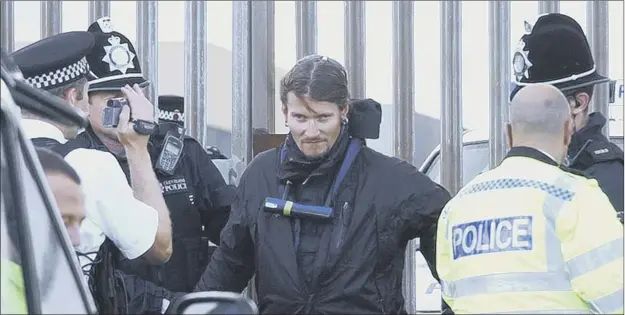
(21, 119, 68, 144)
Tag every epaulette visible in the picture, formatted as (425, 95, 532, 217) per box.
(586, 139, 624, 164)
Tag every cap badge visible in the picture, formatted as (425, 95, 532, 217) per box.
(523, 20, 534, 35)
(102, 35, 136, 75)
(96, 16, 114, 33)
(513, 40, 533, 81)
(172, 109, 181, 121)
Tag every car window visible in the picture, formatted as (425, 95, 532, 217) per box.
(425, 142, 490, 186)
(1, 145, 28, 314)
(1, 92, 93, 313)
(17, 132, 92, 314)
(425, 138, 624, 186)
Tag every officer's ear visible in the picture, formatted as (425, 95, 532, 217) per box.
(504, 123, 513, 148)
(64, 87, 80, 107)
(570, 91, 590, 116)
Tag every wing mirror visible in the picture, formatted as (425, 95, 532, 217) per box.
(165, 291, 258, 315)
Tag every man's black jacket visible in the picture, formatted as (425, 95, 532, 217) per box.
(195, 135, 450, 314)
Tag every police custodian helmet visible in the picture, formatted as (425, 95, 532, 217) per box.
(510, 13, 610, 101)
(85, 16, 148, 92)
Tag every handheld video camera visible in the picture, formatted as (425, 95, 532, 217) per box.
(263, 197, 333, 220)
(102, 97, 129, 128)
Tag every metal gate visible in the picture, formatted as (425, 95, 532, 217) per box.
(0, 1, 615, 313)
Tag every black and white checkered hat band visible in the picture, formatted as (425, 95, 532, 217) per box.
(25, 57, 89, 90)
(159, 110, 184, 122)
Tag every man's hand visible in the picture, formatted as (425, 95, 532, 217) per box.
(117, 84, 155, 149)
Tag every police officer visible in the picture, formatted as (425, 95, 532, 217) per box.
(157, 95, 228, 160)
(74, 17, 234, 296)
(10, 32, 174, 314)
(510, 13, 624, 214)
(438, 84, 623, 314)
(153, 94, 235, 285)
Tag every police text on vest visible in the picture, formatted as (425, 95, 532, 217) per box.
(452, 216, 533, 260)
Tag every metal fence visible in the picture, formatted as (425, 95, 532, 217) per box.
(0, 0, 612, 312)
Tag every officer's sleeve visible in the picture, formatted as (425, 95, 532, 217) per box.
(557, 179, 624, 314)
(65, 149, 159, 260)
(192, 143, 236, 244)
(399, 178, 451, 281)
(585, 161, 624, 213)
(194, 169, 255, 293)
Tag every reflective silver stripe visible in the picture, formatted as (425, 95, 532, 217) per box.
(589, 288, 624, 313)
(489, 309, 591, 314)
(442, 175, 576, 299)
(567, 238, 624, 279)
(441, 272, 571, 298)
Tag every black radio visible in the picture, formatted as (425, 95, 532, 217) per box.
(156, 131, 184, 175)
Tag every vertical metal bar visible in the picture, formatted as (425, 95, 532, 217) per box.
(251, 1, 275, 132)
(231, 0, 253, 182)
(586, 0, 610, 136)
(136, 1, 159, 118)
(440, 1, 463, 195)
(1, 0, 14, 53)
(88, 0, 111, 25)
(184, 1, 208, 145)
(40, 1, 62, 38)
(232, 0, 255, 301)
(538, 1, 559, 14)
(488, 1, 511, 169)
(344, 1, 366, 99)
(295, 0, 317, 59)
(393, 2, 416, 312)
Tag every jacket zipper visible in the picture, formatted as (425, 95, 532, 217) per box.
(336, 202, 349, 248)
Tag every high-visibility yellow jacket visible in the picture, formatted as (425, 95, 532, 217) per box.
(1, 259, 27, 314)
(436, 147, 624, 314)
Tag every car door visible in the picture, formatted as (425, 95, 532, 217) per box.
(0, 80, 97, 314)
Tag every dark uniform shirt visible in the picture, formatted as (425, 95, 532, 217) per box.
(567, 112, 624, 213)
(67, 126, 235, 292)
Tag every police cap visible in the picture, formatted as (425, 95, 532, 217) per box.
(158, 95, 185, 126)
(11, 31, 94, 90)
(86, 17, 147, 92)
(510, 13, 609, 100)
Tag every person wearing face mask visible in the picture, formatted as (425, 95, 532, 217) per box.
(437, 83, 623, 314)
(11, 30, 174, 314)
(510, 13, 624, 215)
(194, 54, 450, 314)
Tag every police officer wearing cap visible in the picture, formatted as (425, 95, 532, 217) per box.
(157, 95, 228, 160)
(151, 94, 235, 288)
(10, 31, 174, 314)
(510, 13, 624, 214)
(69, 17, 233, 301)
